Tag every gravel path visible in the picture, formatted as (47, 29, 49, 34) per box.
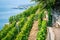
(53, 27, 60, 40)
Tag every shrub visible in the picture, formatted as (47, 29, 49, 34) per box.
(0, 21, 16, 40)
(38, 9, 45, 30)
(47, 8, 52, 26)
(15, 14, 35, 40)
(1, 17, 27, 40)
(37, 20, 47, 40)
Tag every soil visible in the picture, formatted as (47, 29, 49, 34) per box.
(28, 21, 38, 40)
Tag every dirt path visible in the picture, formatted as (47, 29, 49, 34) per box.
(28, 21, 38, 40)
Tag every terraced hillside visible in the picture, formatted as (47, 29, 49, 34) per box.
(0, 0, 57, 40)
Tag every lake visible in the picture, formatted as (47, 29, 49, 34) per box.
(0, 0, 35, 30)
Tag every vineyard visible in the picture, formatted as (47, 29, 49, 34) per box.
(0, 0, 57, 40)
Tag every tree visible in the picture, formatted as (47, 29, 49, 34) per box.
(31, 0, 56, 7)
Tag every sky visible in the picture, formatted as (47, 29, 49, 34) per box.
(0, 0, 35, 8)
(0, 0, 35, 5)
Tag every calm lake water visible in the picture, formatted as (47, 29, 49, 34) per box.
(0, 0, 35, 30)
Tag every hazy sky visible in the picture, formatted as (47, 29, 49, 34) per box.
(0, 0, 35, 8)
(0, 0, 35, 5)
